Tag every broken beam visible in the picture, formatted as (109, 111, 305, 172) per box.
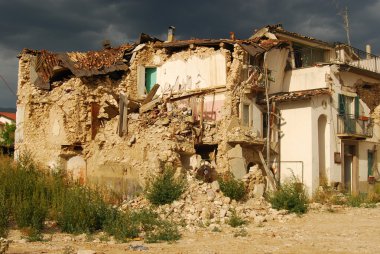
(258, 151, 277, 190)
(142, 84, 160, 105)
(139, 97, 161, 114)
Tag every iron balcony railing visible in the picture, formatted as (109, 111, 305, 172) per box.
(337, 114, 373, 138)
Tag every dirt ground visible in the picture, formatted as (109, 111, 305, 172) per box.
(6, 206, 380, 254)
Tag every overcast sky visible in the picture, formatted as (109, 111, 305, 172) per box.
(1, 0, 379, 108)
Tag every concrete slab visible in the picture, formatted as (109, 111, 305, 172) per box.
(228, 157, 246, 179)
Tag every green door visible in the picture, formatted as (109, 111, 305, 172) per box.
(145, 68, 157, 93)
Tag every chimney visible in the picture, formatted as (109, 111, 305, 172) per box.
(366, 44, 372, 59)
(167, 26, 175, 42)
(229, 32, 236, 40)
(102, 40, 111, 49)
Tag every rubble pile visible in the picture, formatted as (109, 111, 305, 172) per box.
(0, 238, 9, 254)
(121, 170, 292, 231)
(242, 164, 266, 198)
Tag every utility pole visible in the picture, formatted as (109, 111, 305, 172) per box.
(264, 62, 270, 170)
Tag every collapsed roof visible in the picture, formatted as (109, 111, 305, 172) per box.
(20, 34, 288, 90)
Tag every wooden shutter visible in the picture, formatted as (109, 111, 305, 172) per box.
(338, 94, 346, 115)
(354, 96, 359, 118)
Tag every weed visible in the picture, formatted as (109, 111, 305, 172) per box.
(233, 228, 248, 237)
(326, 207, 336, 213)
(62, 245, 75, 254)
(104, 208, 180, 243)
(256, 222, 264, 227)
(103, 209, 140, 241)
(313, 186, 340, 204)
(0, 190, 10, 237)
(268, 177, 308, 214)
(145, 167, 186, 205)
(57, 186, 109, 234)
(218, 172, 246, 201)
(211, 226, 222, 232)
(227, 210, 247, 228)
(26, 229, 44, 242)
(346, 194, 364, 207)
(85, 234, 95, 242)
(0, 155, 182, 243)
(99, 233, 110, 242)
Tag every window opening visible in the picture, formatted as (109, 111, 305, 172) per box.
(145, 67, 157, 93)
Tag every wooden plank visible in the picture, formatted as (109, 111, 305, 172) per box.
(122, 97, 128, 135)
(199, 96, 204, 143)
(142, 84, 160, 105)
(139, 98, 161, 114)
(118, 95, 124, 137)
(259, 151, 277, 190)
(91, 102, 100, 140)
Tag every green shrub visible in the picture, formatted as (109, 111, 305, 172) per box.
(57, 186, 109, 233)
(218, 172, 246, 201)
(145, 220, 181, 243)
(103, 209, 140, 241)
(104, 208, 180, 243)
(145, 167, 186, 205)
(227, 210, 246, 228)
(268, 178, 308, 214)
(0, 155, 182, 243)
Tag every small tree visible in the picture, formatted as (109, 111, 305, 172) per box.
(1, 123, 15, 154)
(145, 167, 186, 205)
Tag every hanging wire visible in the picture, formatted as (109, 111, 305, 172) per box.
(0, 73, 17, 97)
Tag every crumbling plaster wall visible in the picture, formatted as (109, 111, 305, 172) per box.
(16, 42, 262, 195)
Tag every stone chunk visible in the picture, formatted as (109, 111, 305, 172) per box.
(211, 180, 220, 192)
(253, 183, 265, 198)
(207, 189, 216, 201)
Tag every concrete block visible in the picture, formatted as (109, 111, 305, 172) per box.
(227, 144, 243, 159)
(189, 154, 202, 170)
(228, 157, 246, 179)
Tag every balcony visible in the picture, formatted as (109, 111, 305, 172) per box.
(337, 114, 373, 140)
(292, 44, 380, 74)
(335, 44, 380, 74)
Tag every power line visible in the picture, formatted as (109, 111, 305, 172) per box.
(0, 74, 16, 97)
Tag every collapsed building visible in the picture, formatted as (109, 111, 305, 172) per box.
(16, 28, 285, 196)
(15, 25, 380, 196)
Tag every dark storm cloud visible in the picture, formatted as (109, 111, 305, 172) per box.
(1, 0, 380, 107)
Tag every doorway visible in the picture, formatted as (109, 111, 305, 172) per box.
(343, 143, 358, 194)
(318, 115, 327, 186)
